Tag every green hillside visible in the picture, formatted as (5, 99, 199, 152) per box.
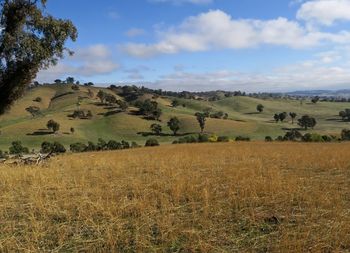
(0, 84, 349, 150)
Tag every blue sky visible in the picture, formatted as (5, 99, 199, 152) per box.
(37, 0, 350, 92)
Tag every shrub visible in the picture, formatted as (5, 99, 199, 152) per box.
(9, 141, 29, 155)
(302, 133, 323, 142)
(198, 134, 209, 143)
(178, 136, 197, 144)
(217, 136, 230, 142)
(47, 120, 60, 133)
(208, 134, 218, 142)
(70, 143, 87, 153)
(322, 135, 333, 142)
(121, 140, 130, 149)
(145, 139, 160, 147)
(0, 150, 7, 159)
(131, 142, 140, 148)
(265, 136, 273, 142)
(341, 129, 350, 141)
(86, 141, 97, 152)
(107, 140, 122, 150)
(235, 136, 251, 141)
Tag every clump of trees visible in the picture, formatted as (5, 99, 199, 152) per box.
(274, 112, 287, 123)
(47, 120, 60, 133)
(71, 110, 93, 119)
(151, 124, 162, 135)
(9, 141, 29, 155)
(70, 138, 139, 153)
(41, 141, 66, 154)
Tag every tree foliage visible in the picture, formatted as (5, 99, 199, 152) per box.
(0, 0, 77, 114)
(167, 117, 180, 136)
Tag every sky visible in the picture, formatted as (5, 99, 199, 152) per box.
(37, 0, 350, 92)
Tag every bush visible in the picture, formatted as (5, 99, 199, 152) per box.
(341, 129, 350, 141)
(178, 136, 197, 144)
(0, 150, 6, 159)
(107, 140, 122, 150)
(302, 133, 324, 142)
(198, 134, 209, 143)
(86, 141, 97, 152)
(121, 140, 130, 149)
(322, 135, 333, 142)
(145, 139, 160, 147)
(33, 97, 42, 102)
(265, 136, 273, 142)
(217, 136, 230, 142)
(208, 134, 218, 142)
(131, 142, 140, 148)
(70, 143, 87, 153)
(9, 141, 29, 155)
(235, 136, 250, 142)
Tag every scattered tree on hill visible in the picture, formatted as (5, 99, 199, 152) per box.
(298, 115, 317, 130)
(167, 117, 180, 136)
(105, 94, 117, 105)
(117, 100, 128, 111)
(195, 112, 207, 133)
(54, 79, 62, 84)
(25, 106, 41, 117)
(9, 141, 29, 155)
(274, 114, 280, 123)
(70, 127, 75, 134)
(257, 104, 264, 113)
(47, 120, 60, 133)
(84, 82, 94, 86)
(66, 77, 75, 84)
(97, 90, 107, 103)
(289, 112, 297, 124)
(151, 124, 162, 135)
(71, 84, 80, 91)
(138, 99, 162, 120)
(339, 109, 350, 121)
(0, 0, 77, 115)
(311, 96, 320, 104)
(279, 112, 287, 122)
(171, 100, 180, 107)
(41, 141, 66, 153)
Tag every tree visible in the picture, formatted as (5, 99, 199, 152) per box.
(47, 120, 60, 133)
(70, 127, 75, 134)
(66, 77, 75, 84)
(9, 141, 29, 155)
(54, 79, 62, 84)
(117, 100, 128, 111)
(97, 90, 106, 103)
(257, 104, 264, 113)
(0, 0, 77, 115)
(171, 100, 180, 107)
(33, 97, 42, 102)
(195, 112, 207, 133)
(311, 96, 320, 104)
(289, 112, 297, 124)
(167, 117, 180, 136)
(274, 114, 280, 123)
(25, 106, 41, 117)
(105, 94, 117, 105)
(279, 112, 287, 122)
(151, 124, 162, 135)
(298, 115, 317, 130)
(152, 108, 162, 121)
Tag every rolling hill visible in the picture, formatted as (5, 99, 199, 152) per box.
(0, 84, 350, 150)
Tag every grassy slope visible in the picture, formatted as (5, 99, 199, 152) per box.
(1, 142, 350, 252)
(0, 84, 350, 149)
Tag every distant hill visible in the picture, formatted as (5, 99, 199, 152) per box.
(286, 89, 350, 97)
(0, 84, 350, 150)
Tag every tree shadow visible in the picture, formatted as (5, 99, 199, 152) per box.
(244, 112, 260, 115)
(99, 110, 123, 117)
(326, 117, 347, 122)
(137, 132, 196, 137)
(281, 127, 304, 131)
(27, 130, 53, 136)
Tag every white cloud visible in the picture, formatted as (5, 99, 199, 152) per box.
(37, 44, 120, 82)
(121, 10, 350, 58)
(297, 0, 350, 26)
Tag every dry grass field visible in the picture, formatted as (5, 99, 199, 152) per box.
(0, 142, 350, 252)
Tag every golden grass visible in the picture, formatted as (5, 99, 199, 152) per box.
(1, 142, 350, 252)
